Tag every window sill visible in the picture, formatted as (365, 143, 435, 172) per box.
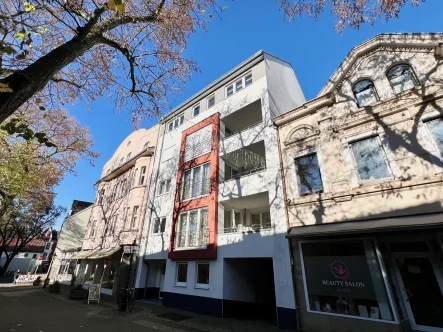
(174, 245, 207, 251)
(180, 193, 210, 203)
(356, 177, 394, 187)
(174, 283, 187, 288)
(195, 284, 209, 290)
(156, 192, 171, 198)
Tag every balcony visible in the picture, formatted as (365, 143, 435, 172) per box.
(173, 229, 210, 250)
(221, 141, 267, 182)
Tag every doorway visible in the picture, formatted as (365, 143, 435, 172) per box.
(159, 263, 166, 299)
(391, 241, 443, 331)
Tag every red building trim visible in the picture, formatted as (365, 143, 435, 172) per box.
(168, 113, 220, 260)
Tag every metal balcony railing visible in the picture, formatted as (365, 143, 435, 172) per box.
(184, 138, 212, 161)
(223, 166, 266, 182)
(173, 229, 210, 249)
(222, 222, 272, 234)
(181, 179, 211, 200)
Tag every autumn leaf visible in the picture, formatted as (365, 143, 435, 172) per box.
(23, 2, 36, 14)
(107, 0, 116, 11)
(0, 82, 13, 93)
(14, 30, 27, 40)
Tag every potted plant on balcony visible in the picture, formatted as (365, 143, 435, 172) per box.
(48, 281, 61, 293)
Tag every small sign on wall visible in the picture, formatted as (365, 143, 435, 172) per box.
(16, 274, 47, 283)
(88, 284, 101, 304)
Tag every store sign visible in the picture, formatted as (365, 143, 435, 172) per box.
(88, 283, 101, 304)
(303, 256, 376, 300)
(56, 274, 72, 282)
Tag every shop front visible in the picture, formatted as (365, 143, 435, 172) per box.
(289, 226, 443, 332)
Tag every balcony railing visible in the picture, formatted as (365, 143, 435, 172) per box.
(184, 138, 212, 162)
(223, 166, 266, 182)
(173, 229, 210, 249)
(181, 179, 211, 200)
(222, 222, 272, 234)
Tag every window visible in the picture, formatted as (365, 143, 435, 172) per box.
(181, 163, 210, 200)
(226, 72, 252, 98)
(196, 263, 210, 288)
(207, 95, 215, 109)
(124, 207, 130, 226)
(300, 240, 395, 322)
(127, 141, 131, 146)
(167, 114, 185, 132)
(351, 136, 390, 181)
(226, 85, 234, 97)
(353, 80, 378, 107)
(425, 118, 443, 154)
(158, 179, 171, 195)
(139, 166, 146, 185)
(184, 125, 212, 161)
(131, 206, 139, 229)
(176, 262, 188, 286)
(250, 211, 271, 230)
(45, 243, 51, 249)
(176, 208, 208, 248)
(109, 214, 118, 234)
(153, 217, 167, 234)
(32, 254, 37, 259)
(387, 64, 419, 94)
(245, 72, 252, 86)
(120, 157, 124, 165)
(126, 152, 132, 161)
(193, 105, 200, 117)
(294, 153, 323, 195)
(143, 141, 149, 150)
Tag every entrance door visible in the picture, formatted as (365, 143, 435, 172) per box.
(395, 256, 443, 331)
(159, 263, 166, 299)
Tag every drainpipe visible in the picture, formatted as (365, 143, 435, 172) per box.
(141, 122, 165, 300)
(273, 121, 302, 332)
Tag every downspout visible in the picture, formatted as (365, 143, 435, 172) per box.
(141, 122, 165, 300)
(274, 121, 302, 332)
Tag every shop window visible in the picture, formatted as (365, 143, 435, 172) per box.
(196, 263, 210, 288)
(425, 117, 443, 154)
(387, 64, 419, 94)
(294, 153, 323, 195)
(353, 80, 378, 107)
(300, 240, 395, 322)
(351, 136, 391, 181)
(176, 262, 188, 286)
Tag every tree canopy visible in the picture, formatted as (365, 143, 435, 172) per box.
(0, 0, 424, 124)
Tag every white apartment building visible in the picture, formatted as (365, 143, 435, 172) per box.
(135, 51, 305, 329)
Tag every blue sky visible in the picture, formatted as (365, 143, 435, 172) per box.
(54, 0, 442, 228)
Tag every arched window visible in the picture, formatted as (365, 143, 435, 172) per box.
(353, 80, 379, 107)
(143, 141, 149, 150)
(387, 64, 419, 94)
(126, 152, 132, 161)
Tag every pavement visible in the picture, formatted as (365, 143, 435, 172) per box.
(0, 284, 285, 332)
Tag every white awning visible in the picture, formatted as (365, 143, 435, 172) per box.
(71, 250, 96, 259)
(87, 247, 121, 260)
(287, 213, 443, 238)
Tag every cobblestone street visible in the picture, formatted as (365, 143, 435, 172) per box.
(0, 285, 282, 332)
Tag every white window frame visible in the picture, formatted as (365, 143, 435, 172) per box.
(298, 237, 399, 324)
(181, 163, 210, 201)
(342, 129, 399, 188)
(157, 179, 171, 196)
(207, 95, 215, 109)
(225, 72, 253, 99)
(249, 210, 271, 230)
(90, 220, 97, 237)
(175, 262, 188, 287)
(139, 166, 146, 185)
(130, 206, 139, 229)
(192, 104, 200, 118)
(195, 262, 210, 289)
(288, 147, 329, 197)
(176, 207, 208, 250)
(167, 114, 185, 132)
(223, 208, 244, 233)
(417, 110, 443, 174)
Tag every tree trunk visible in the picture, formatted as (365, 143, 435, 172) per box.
(0, 35, 99, 122)
(0, 255, 13, 276)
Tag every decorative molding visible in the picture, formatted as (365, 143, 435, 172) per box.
(284, 124, 320, 146)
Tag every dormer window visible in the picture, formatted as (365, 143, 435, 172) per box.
(353, 80, 379, 107)
(387, 64, 419, 94)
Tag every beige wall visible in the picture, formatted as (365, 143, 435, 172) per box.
(277, 33, 443, 229)
(83, 125, 159, 251)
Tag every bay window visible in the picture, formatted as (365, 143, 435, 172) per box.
(176, 208, 208, 249)
(182, 163, 210, 200)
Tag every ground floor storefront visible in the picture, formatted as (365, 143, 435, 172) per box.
(137, 257, 296, 330)
(289, 224, 443, 332)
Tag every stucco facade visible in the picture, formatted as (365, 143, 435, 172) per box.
(74, 125, 159, 295)
(275, 33, 443, 332)
(135, 51, 305, 329)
